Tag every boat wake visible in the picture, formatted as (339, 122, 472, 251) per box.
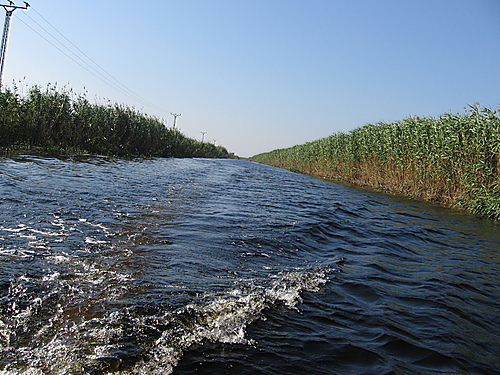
(0, 267, 332, 374)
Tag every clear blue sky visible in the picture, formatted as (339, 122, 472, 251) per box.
(2, 0, 499, 157)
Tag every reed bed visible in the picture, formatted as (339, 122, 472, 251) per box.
(0, 84, 235, 159)
(251, 105, 500, 220)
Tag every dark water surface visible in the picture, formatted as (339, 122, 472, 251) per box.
(0, 155, 498, 374)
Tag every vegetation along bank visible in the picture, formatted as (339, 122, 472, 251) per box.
(251, 105, 500, 220)
(0, 84, 236, 159)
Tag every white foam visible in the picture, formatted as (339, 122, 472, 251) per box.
(41, 272, 61, 282)
(148, 268, 331, 372)
(85, 237, 107, 245)
(0, 257, 330, 374)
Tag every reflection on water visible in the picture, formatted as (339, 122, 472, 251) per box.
(0, 155, 498, 374)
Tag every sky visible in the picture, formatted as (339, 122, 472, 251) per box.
(1, 0, 499, 157)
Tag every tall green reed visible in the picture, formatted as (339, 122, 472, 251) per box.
(0, 84, 235, 159)
(251, 105, 500, 219)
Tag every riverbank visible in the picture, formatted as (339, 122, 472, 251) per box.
(0, 84, 236, 159)
(251, 105, 500, 220)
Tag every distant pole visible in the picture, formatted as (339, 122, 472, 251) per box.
(170, 113, 181, 129)
(0, 2, 30, 88)
(200, 132, 206, 142)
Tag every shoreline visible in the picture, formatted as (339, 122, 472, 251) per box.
(251, 160, 499, 221)
(251, 107, 500, 221)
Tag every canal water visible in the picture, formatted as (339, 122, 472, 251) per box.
(0, 155, 498, 374)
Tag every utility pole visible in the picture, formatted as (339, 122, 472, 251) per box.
(0, 2, 29, 88)
(200, 132, 206, 142)
(170, 113, 181, 129)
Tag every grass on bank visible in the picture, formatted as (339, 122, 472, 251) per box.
(0, 84, 236, 159)
(251, 105, 500, 220)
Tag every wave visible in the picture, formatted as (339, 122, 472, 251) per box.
(0, 267, 333, 374)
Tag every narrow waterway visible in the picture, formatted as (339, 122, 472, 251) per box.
(0, 155, 498, 374)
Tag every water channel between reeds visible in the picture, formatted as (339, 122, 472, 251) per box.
(0, 155, 498, 374)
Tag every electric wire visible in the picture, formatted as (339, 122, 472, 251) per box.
(15, 5, 170, 114)
(21, 8, 168, 113)
(29, 7, 139, 101)
(27, 6, 167, 113)
(22, 12, 124, 93)
(16, 16, 135, 100)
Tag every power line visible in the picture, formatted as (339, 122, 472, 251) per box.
(21, 7, 162, 110)
(21, 13, 122, 90)
(16, 16, 133, 97)
(25, 6, 163, 112)
(13, 4, 170, 114)
(30, 7, 128, 93)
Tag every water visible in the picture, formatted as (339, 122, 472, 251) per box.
(0, 155, 498, 375)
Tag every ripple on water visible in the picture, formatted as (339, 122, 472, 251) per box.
(0, 157, 498, 374)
